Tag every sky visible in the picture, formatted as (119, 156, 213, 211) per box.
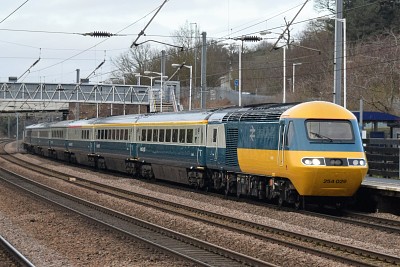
(0, 0, 324, 84)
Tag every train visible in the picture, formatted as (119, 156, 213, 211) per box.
(23, 101, 368, 209)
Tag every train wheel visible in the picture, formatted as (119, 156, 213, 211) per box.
(278, 195, 284, 208)
(224, 185, 229, 198)
(294, 196, 303, 210)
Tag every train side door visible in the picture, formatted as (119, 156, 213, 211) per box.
(278, 120, 295, 168)
(90, 128, 96, 153)
(278, 121, 286, 167)
(206, 124, 226, 168)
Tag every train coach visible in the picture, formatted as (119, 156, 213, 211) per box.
(23, 101, 368, 208)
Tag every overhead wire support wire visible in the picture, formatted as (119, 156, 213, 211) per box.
(86, 59, 106, 80)
(270, 0, 309, 51)
(132, 39, 184, 51)
(0, 0, 30, 25)
(130, 0, 169, 48)
(18, 48, 41, 80)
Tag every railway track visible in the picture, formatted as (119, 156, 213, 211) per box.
(0, 235, 35, 267)
(3, 141, 400, 234)
(0, 166, 276, 267)
(2, 140, 400, 266)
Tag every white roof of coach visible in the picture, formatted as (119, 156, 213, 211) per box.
(68, 118, 99, 127)
(49, 120, 74, 128)
(25, 122, 52, 129)
(92, 114, 142, 125)
(136, 110, 213, 124)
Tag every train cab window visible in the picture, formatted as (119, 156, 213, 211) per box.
(141, 129, 146, 141)
(186, 129, 193, 143)
(153, 129, 159, 142)
(147, 129, 152, 142)
(179, 129, 186, 143)
(286, 121, 295, 148)
(306, 120, 354, 142)
(165, 129, 172, 142)
(172, 129, 178, 142)
(159, 129, 165, 142)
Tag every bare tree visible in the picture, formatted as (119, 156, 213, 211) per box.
(111, 43, 158, 84)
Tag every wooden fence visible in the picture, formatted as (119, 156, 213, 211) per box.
(364, 139, 400, 179)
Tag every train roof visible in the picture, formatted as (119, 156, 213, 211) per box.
(68, 118, 100, 127)
(49, 120, 74, 128)
(282, 101, 356, 120)
(135, 110, 214, 125)
(220, 103, 297, 122)
(92, 114, 142, 125)
(25, 122, 54, 129)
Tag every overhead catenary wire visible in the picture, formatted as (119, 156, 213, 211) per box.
(2, 0, 392, 84)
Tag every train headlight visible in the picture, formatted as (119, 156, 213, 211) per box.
(348, 158, 367, 166)
(312, 158, 321, 165)
(302, 157, 326, 166)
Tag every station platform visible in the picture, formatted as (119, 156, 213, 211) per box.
(357, 176, 400, 214)
(361, 176, 400, 197)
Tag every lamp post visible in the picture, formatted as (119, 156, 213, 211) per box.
(318, 17, 346, 108)
(172, 63, 193, 111)
(136, 74, 157, 112)
(144, 70, 167, 112)
(340, 18, 347, 109)
(283, 45, 286, 103)
(143, 71, 168, 112)
(292, 62, 302, 93)
(238, 43, 242, 106)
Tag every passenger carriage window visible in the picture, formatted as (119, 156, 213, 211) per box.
(194, 128, 201, 144)
(187, 129, 193, 143)
(165, 129, 172, 142)
(124, 129, 128, 140)
(159, 129, 165, 142)
(153, 129, 159, 142)
(179, 129, 186, 143)
(147, 129, 152, 142)
(172, 129, 178, 142)
(141, 129, 146, 141)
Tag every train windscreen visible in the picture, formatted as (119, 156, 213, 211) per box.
(305, 120, 354, 143)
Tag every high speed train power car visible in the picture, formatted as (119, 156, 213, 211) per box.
(23, 101, 368, 208)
